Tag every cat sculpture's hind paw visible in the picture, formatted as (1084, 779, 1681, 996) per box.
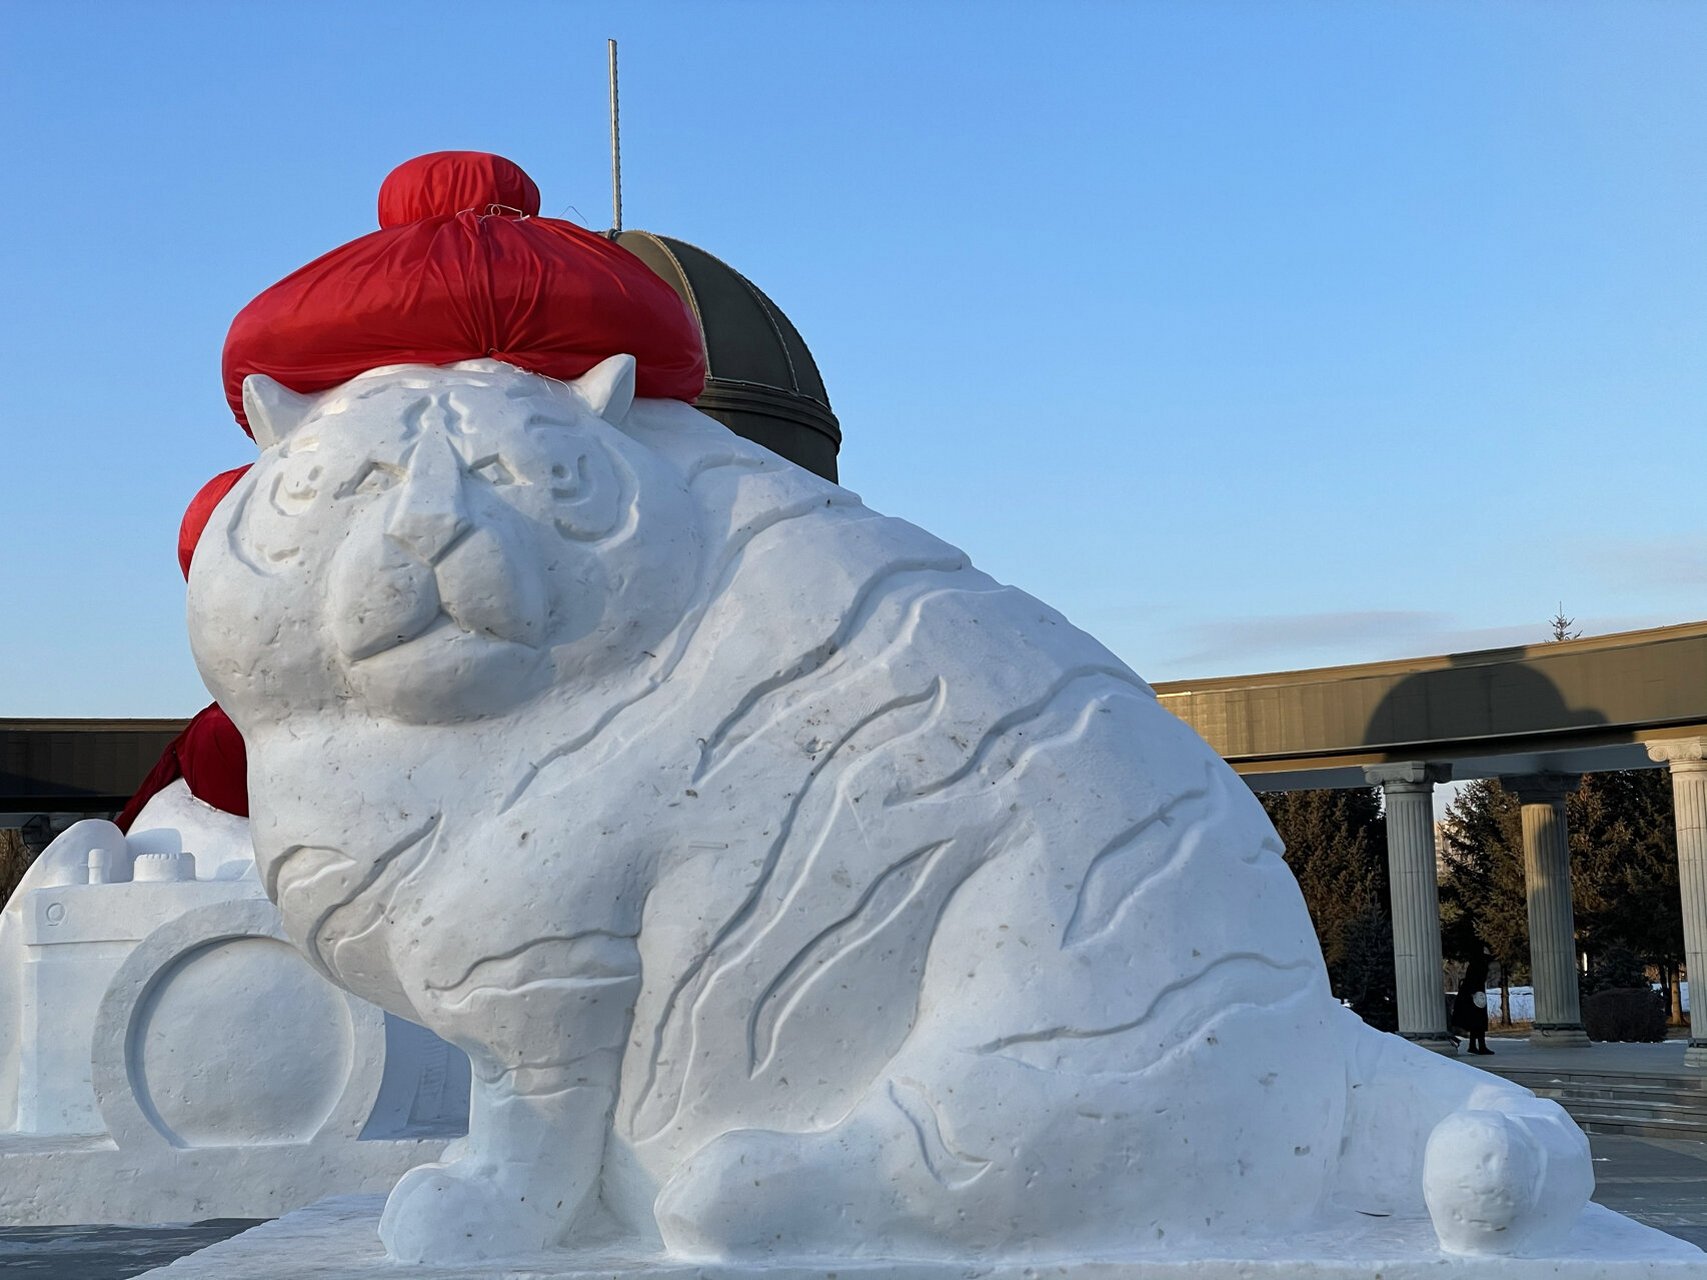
(1422, 1102, 1592, 1255)
(379, 1158, 564, 1264)
(656, 1123, 919, 1261)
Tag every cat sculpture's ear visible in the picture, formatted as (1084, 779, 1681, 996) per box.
(573, 353, 637, 426)
(243, 375, 317, 450)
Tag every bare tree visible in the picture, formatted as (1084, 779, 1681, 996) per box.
(1549, 605, 1581, 642)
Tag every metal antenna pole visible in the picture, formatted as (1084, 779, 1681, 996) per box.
(608, 38, 622, 235)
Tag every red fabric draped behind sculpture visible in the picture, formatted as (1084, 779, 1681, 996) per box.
(120, 469, 256, 829)
(177, 465, 251, 578)
(114, 702, 249, 832)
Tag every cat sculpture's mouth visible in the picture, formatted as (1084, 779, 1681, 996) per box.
(330, 521, 551, 688)
(329, 566, 549, 727)
(341, 612, 554, 723)
(329, 523, 558, 720)
(347, 609, 539, 664)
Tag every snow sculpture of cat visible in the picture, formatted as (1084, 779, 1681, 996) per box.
(186, 356, 1593, 1265)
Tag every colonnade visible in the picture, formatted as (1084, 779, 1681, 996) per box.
(1363, 763, 1454, 1051)
(1362, 736, 1705, 1066)
(1647, 738, 1707, 1068)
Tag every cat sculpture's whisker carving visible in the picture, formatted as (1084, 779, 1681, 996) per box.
(189, 356, 1606, 1267)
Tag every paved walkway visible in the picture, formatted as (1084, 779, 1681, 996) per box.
(1587, 1133, 1707, 1249)
(0, 1219, 258, 1279)
(1467, 1034, 1699, 1078)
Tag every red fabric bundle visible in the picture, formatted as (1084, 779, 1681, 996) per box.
(115, 702, 250, 831)
(177, 464, 252, 579)
(221, 151, 705, 435)
(119, 470, 259, 827)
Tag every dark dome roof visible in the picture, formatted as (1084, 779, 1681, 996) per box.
(615, 231, 841, 482)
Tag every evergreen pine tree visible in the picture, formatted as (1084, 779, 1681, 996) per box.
(1438, 779, 1528, 1022)
(1259, 787, 1396, 1027)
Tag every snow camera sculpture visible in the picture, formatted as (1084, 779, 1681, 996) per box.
(182, 152, 1620, 1267)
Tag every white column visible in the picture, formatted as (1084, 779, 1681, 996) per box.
(1646, 737, 1707, 1069)
(1502, 773, 1589, 1047)
(1365, 763, 1455, 1053)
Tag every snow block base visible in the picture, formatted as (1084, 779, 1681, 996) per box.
(0, 1137, 447, 1227)
(139, 1195, 1704, 1279)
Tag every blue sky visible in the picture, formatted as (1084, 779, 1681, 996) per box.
(2, 1, 1703, 717)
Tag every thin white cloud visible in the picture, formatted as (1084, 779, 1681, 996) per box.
(1169, 610, 1451, 670)
(1582, 537, 1707, 592)
(1163, 609, 1694, 677)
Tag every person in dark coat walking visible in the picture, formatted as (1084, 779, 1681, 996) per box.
(1454, 946, 1495, 1055)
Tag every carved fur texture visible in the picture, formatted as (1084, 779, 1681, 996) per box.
(188, 360, 1591, 1264)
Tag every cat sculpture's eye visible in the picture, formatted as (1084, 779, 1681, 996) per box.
(271, 466, 323, 516)
(344, 461, 402, 498)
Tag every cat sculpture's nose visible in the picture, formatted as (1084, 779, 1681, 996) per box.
(388, 436, 472, 564)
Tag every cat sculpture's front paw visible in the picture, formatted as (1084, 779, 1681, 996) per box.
(379, 1159, 564, 1264)
(1422, 1100, 1592, 1255)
